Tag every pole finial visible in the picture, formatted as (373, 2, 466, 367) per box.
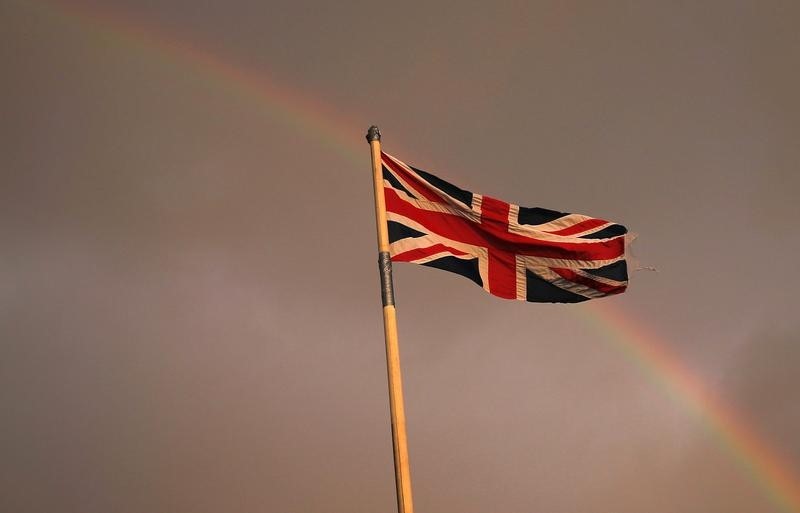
(366, 125, 381, 143)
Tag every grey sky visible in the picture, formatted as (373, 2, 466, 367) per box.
(2, 1, 800, 512)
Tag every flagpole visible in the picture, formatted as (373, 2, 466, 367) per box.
(367, 125, 415, 513)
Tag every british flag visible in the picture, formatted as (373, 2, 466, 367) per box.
(382, 152, 629, 303)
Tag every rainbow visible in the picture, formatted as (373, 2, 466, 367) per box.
(33, 0, 365, 164)
(584, 301, 800, 512)
(27, 1, 800, 510)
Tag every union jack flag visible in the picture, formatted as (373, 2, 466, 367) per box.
(382, 152, 629, 303)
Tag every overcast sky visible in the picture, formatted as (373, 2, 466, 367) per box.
(2, 1, 800, 512)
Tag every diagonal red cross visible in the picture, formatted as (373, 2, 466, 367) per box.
(383, 156, 624, 299)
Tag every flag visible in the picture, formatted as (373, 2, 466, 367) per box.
(382, 152, 629, 303)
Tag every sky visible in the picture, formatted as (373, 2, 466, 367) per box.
(2, 1, 800, 512)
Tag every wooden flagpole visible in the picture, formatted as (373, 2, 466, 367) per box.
(367, 125, 414, 513)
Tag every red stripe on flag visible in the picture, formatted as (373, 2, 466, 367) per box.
(392, 243, 469, 263)
(551, 268, 627, 295)
(382, 153, 445, 203)
(385, 189, 624, 261)
(487, 249, 517, 299)
(480, 196, 517, 298)
(546, 218, 608, 236)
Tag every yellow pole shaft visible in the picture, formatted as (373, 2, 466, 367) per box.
(367, 126, 414, 513)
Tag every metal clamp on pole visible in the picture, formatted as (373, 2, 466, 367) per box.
(379, 251, 395, 307)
